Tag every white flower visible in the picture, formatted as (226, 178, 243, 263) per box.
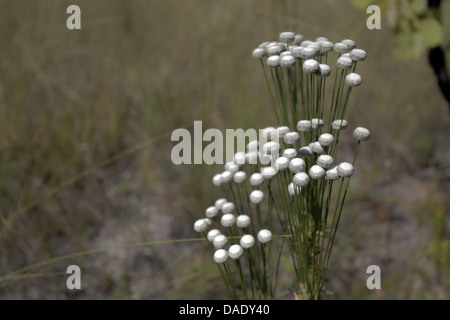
(205, 206, 219, 218)
(319, 41, 334, 55)
(221, 171, 234, 183)
(280, 31, 295, 43)
(311, 118, 324, 129)
(267, 55, 281, 67)
(194, 219, 209, 233)
(337, 162, 354, 178)
(240, 234, 255, 249)
(300, 47, 318, 60)
(319, 64, 331, 77)
(227, 164, 239, 173)
(333, 42, 349, 54)
(257, 229, 273, 243)
(228, 244, 244, 260)
(310, 141, 325, 154)
(325, 165, 340, 181)
(318, 133, 334, 147)
(261, 167, 277, 180)
(277, 126, 290, 138)
(233, 171, 247, 183)
(280, 55, 296, 68)
(250, 190, 264, 204)
(283, 148, 297, 159)
(337, 56, 353, 70)
(292, 46, 303, 59)
(293, 172, 310, 187)
(342, 39, 356, 50)
(289, 158, 306, 173)
(303, 59, 319, 74)
(293, 34, 304, 45)
(236, 215, 251, 228)
(353, 127, 371, 141)
(215, 198, 227, 209)
(212, 174, 222, 186)
(213, 234, 228, 249)
(267, 45, 285, 56)
(247, 140, 259, 152)
(214, 249, 228, 263)
(252, 48, 266, 59)
(275, 157, 290, 171)
(221, 213, 236, 227)
(309, 165, 326, 180)
(246, 151, 259, 164)
(298, 146, 313, 158)
(350, 48, 367, 61)
(262, 141, 281, 155)
(288, 182, 301, 196)
(222, 202, 235, 214)
(317, 155, 334, 169)
(284, 131, 300, 145)
(297, 120, 312, 132)
(207, 229, 221, 242)
(250, 173, 264, 187)
(345, 73, 362, 87)
(332, 119, 348, 130)
(234, 152, 246, 166)
(261, 127, 278, 141)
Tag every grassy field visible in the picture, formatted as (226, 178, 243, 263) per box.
(0, 0, 449, 299)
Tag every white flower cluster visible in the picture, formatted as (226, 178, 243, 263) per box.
(193, 196, 273, 264)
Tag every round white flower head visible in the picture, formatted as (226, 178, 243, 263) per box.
(250, 173, 264, 187)
(316, 36, 328, 42)
(345, 73, 362, 87)
(309, 165, 326, 180)
(212, 174, 222, 187)
(301, 40, 313, 47)
(207, 229, 221, 242)
(259, 153, 272, 166)
(325, 165, 340, 181)
(292, 46, 303, 59)
(280, 51, 293, 58)
(308, 42, 320, 50)
(246, 151, 258, 164)
(257, 229, 273, 244)
(298, 146, 313, 158)
(293, 34, 304, 45)
(215, 198, 227, 209)
(310, 141, 325, 154)
(204, 218, 212, 226)
(280, 31, 295, 43)
(297, 120, 312, 132)
(240, 234, 255, 249)
(332, 119, 348, 130)
(319, 41, 334, 55)
(261, 127, 278, 141)
(228, 244, 244, 260)
(194, 219, 209, 233)
(280, 55, 296, 68)
(267, 45, 285, 56)
(289, 158, 306, 173)
(333, 42, 349, 54)
(342, 39, 356, 50)
(337, 162, 354, 178)
(222, 202, 235, 214)
(319, 64, 331, 78)
(236, 215, 251, 228)
(303, 59, 320, 74)
(288, 182, 301, 196)
(267, 55, 281, 67)
(214, 249, 228, 264)
(350, 48, 367, 61)
(233, 171, 247, 183)
(252, 48, 266, 59)
(301, 47, 318, 60)
(250, 190, 264, 204)
(284, 131, 300, 145)
(353, 127, 371, 141)
(318, 133, 335, 147)
(283, 148, 297, 159)
(224, 161, 234, 171)
(261, 167, 277, 180)
(221, 213, 236, 227)
(234, 151, 246, 166)
(258, 41, 271, 48)
(227, 163, 239, 173)
(293, 172, 310, 187)
(277, 126, 290, 138)
(206, 206, 219, 218)
(337, 56, 353, 70)
(317, 155, 334, 169)
(275, 156, 290, 171)
(247, 140, 259, 152)
(221, 171, 234, 183)
(311, 118, 324, 129)
(213, 234, 228, 249)
(262, 141, 281, 155)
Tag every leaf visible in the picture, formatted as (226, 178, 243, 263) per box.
(417, 17, 443, 47)
(411, 0, 427, 15)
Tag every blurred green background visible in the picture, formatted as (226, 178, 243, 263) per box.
(0, 0, 448, 299)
